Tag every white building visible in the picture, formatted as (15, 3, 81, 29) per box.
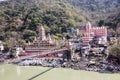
(16, 47, 23, 57)
(0, 41, 4, 51)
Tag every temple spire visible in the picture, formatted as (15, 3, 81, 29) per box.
(38, 25, 46, 41)
(86, 22, 92, 29)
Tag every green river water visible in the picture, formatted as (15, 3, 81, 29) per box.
(0, 64, 120, 80)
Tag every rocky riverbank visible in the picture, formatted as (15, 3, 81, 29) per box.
(61, 60, 120, 73)
(14, 58, 120, 73)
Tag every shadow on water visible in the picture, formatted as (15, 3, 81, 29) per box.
(28, 67, 54, 80)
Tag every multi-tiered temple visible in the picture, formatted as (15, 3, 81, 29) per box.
(25, 25, 56, 53)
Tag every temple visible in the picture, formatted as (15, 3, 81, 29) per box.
(25, 25, 56, 53)
(82, 22, 107, 46)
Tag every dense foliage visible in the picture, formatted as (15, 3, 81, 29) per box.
(0, 0, 119, 48)
(57, 0, 120, 20)
(0, 0, 88, 47)
(104, 10, 120, 36)
(105, 11, 120, 30)
(110, 45, 120, 57)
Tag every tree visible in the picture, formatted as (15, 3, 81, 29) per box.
(23, 30, 37, 42)
(109, 45, 120, 64)
(109, 45, 120, 57)
(107, 29, 116, 37)
(98, 20, 104, 27)
(16, 39, 26, 47)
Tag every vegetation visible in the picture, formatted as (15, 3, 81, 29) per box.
(105, 11, 120, 30)
(109, 44, 120, 64)
(108, 38, 120, 64)
(105, 10, 120, 36)
(0, 0, 88, 48)
(57, 0, 120, 21)
(109, 45, 120, 57)
(0, 0, 119, 51)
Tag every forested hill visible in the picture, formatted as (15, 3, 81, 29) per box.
(57, 0, 120, 20)
(105, 9, 120, 31)
(59, 0, 120, 12)
(0, 0, 119, 48)
(0, 0, 89, 47)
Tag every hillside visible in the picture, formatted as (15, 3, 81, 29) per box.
(1, 0, 120, 20)
(0, 0, 88, 47)
(105, 11, 120, 29)
(105, 9, 120, 36)
(58, 0, 120, 20)
(0, 0, 120, 48)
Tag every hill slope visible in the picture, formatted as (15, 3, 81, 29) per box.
(105, 9, 120, 31)
(58, 0, 120, 20)
(0, 0, 88, 47)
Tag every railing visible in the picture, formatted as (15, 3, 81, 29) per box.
(9, 48, 68, 63)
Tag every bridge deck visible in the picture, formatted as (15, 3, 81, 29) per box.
(7, 49, 68, 63)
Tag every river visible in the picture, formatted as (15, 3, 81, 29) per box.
(0, 64, 120, 80)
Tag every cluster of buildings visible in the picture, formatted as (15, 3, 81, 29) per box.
(68, 22, 107, 49)
(0, 22, 108, 56)
(19, 22, 108, 55)
(81, 22, 107, 47)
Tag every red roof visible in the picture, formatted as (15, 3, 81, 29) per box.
(82, 27, 107, 37)
(82, 27, 107, 45)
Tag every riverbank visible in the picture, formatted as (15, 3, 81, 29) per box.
(13, 58, 120, 73)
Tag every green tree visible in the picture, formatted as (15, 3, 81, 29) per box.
(98, 20, 104, 27)
(23, 30, 37, 42)
(109, 45, 120, 57)
(109, 45, 120, 64)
